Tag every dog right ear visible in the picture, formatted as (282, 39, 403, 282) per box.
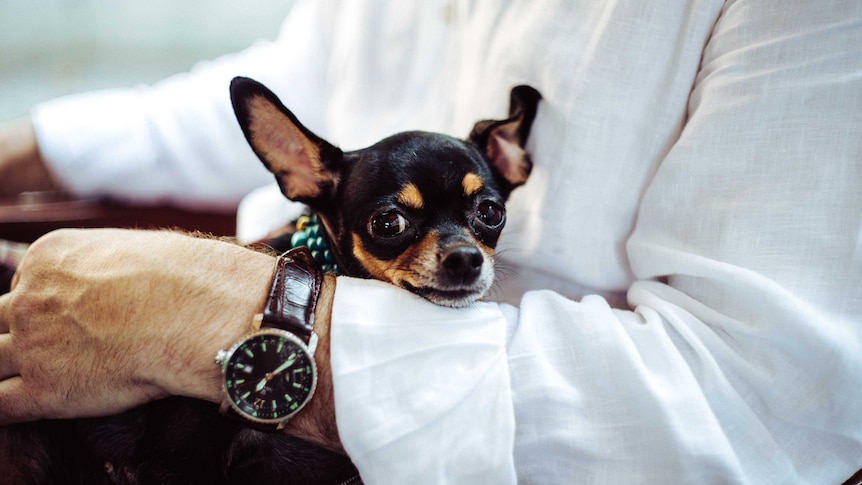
(468, 85, 542, 196)
(230, 77, 342, 205)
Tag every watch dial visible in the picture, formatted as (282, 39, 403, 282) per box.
(223, 330, 316, 422)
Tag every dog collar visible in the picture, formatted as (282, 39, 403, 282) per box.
(289, 214, 340, 274)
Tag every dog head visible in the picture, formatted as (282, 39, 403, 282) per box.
(231, 77, 540, 307)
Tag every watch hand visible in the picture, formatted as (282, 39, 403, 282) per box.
(255, 377, 269, 392)
(269, 352, 298, 378)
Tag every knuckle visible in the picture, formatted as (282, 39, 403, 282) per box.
(27, 229, 77, 261)
(14, 229, 88, 291)
(5, 288, 60, 326)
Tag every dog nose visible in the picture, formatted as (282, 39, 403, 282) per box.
(442, 246, 483, 284)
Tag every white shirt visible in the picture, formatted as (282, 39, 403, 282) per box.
(31, 0, 862, 483)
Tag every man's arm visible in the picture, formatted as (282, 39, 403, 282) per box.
(0, 228, 342, 451)
(0, 0, 332, 207)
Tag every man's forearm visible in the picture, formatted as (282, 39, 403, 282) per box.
(0, 229, 278, 422)
(0, 229, 344, 452)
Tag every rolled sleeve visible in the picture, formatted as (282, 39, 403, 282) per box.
(330, 277, 517, 485)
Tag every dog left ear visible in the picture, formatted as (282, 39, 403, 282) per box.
(469, 85, 542, 193)
(230, 77, 342, 205)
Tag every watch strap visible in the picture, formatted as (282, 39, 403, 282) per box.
(218, 247, 322, 431)
(261, 246, 322, 344)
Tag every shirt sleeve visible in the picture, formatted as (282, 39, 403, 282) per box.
(30, 0, 333, 209)
(331, 269, 860, 485)
(329, 277, 518, 485)
(326, 2, 862, 483)
(329, 279, 795, 485)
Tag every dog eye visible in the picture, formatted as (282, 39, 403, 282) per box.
(369, 211, 409, 237)
(477, 200, 505, 227)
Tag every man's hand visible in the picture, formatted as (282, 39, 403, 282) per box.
(0, 228, 275, 422)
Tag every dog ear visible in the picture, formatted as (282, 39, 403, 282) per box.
(468, 85, 542, 193)
(230, 77, 342, 205)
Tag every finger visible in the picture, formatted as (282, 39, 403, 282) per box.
(0, 334, 15, 380)
(0, 292, 10, 334)
(0, 376, 37, 425)
(9, 270, 19, 292)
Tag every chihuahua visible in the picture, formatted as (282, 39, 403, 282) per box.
(0, 79, 541, 485)
(232, 76, 541, 307)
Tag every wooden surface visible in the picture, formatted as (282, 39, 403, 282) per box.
(0, 192, 237, 243)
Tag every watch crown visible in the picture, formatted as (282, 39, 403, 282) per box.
(215, 349, 229, 368)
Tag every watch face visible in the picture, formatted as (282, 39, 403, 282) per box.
(222, 328, 317, 424)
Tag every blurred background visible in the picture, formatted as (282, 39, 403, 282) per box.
(0, 0, 296, 121)
(0, 0, 297, 241)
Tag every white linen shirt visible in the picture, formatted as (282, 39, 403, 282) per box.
(31, 1, 862, 483)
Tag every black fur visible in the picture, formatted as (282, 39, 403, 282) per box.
(2, 398, 359, 485)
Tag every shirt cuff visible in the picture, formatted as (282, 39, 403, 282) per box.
(329, 277, 517, 485)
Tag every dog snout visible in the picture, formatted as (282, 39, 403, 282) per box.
(441, 245, 483, 284)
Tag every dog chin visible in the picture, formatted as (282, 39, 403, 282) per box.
(403, 282, 489, 308)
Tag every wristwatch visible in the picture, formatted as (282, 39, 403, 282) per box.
(215, 247, 322, 431)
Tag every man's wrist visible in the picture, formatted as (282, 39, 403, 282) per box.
(207, 249, 341, 452)
(280, 272, 341, 452)
(148, 237, 276, 405)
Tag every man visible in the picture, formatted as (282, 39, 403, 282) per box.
(1, 1, 860, 483)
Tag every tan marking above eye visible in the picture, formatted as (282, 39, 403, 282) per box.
(397, 183, 424, 209)
(462, 173, 484, 197)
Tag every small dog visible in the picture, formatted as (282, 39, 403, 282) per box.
(0, 79, 540, 484)
(232, 76, 541, 307)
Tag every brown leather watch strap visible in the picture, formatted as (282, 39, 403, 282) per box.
(261, 246, 323, 344)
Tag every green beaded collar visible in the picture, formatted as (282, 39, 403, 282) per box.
(289, 214, 339, 274)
